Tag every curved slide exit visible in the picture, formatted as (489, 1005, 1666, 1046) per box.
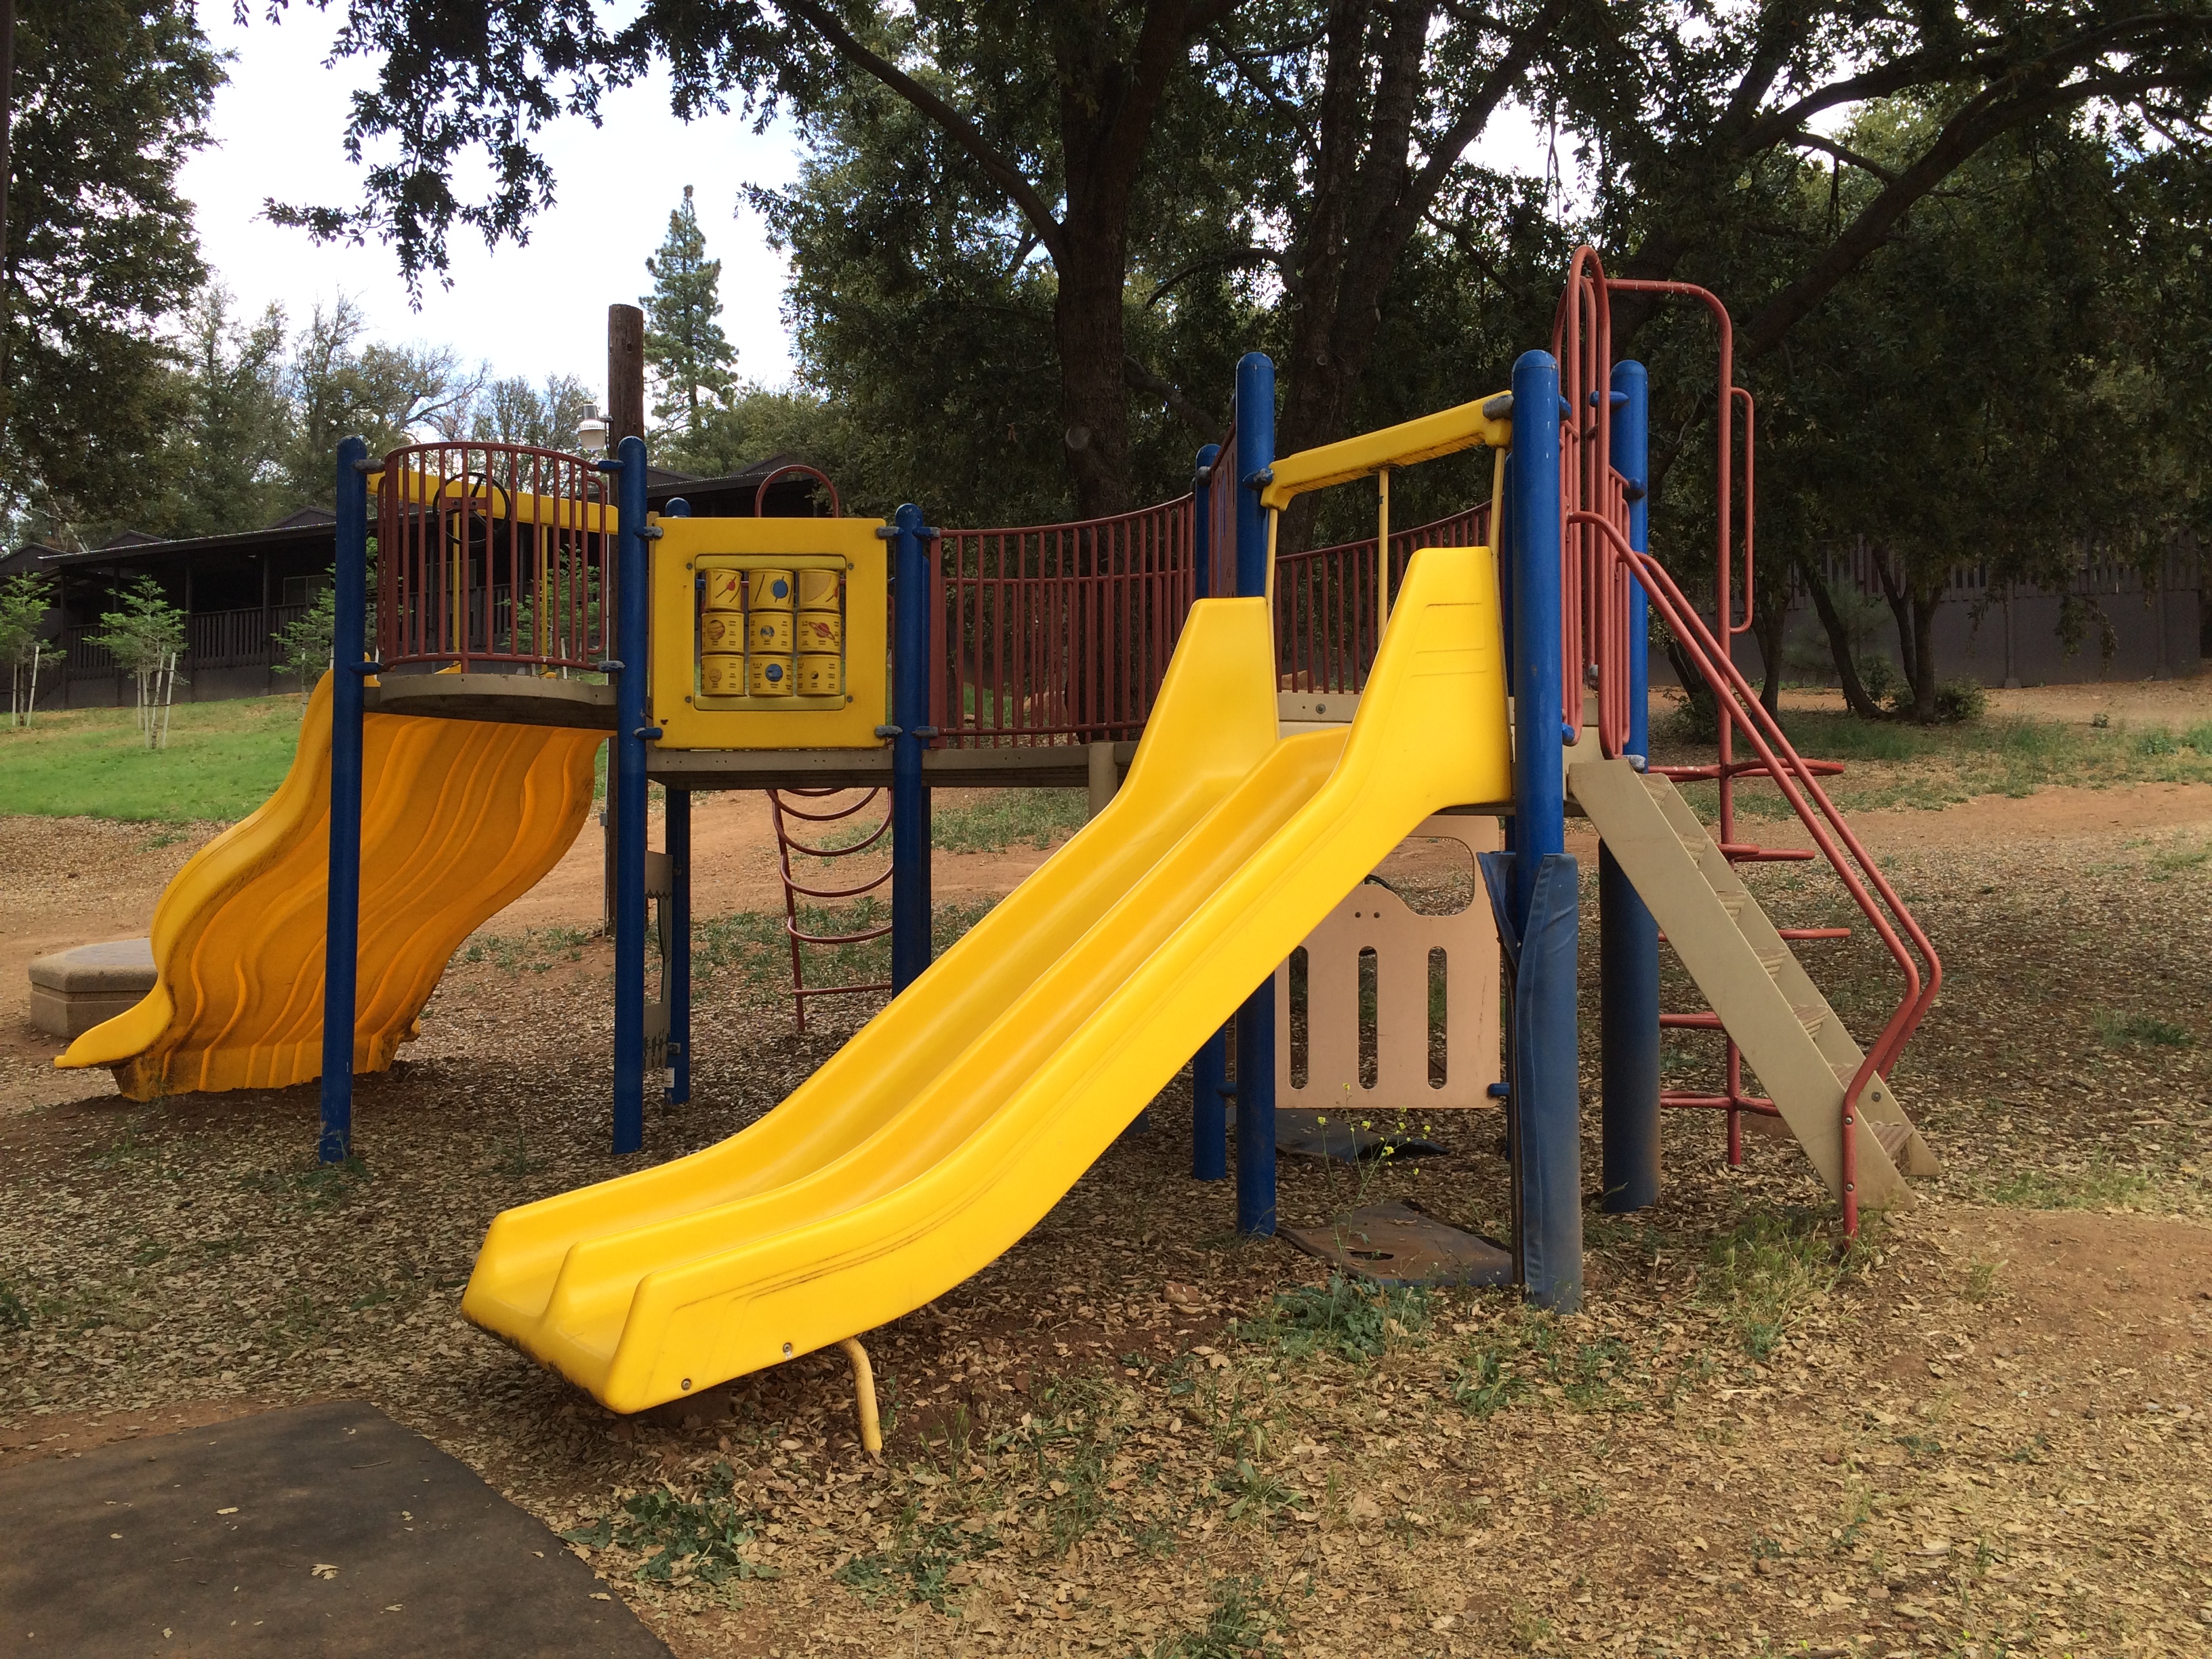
(463, 541, 1513, 1415)
(58, 674, 603, 1102)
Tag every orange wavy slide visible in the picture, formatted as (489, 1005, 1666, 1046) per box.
(58, 673, 602, 1101)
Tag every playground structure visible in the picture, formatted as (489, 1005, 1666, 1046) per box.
(53, 249, 1940, 1418)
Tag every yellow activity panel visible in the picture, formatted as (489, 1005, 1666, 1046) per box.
(651, 515, 889, 750)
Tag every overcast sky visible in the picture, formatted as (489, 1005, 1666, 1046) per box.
(179, 3, 1559, 413)
(179, 1, 805, 398)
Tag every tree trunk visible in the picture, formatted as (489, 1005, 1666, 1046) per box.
(1871, 541, 1918, 691)
(1753, 571, 1788, 715)
(1051, 213, 1135, 518)
(1798, 554, 1886, 720)
(1908, 586, 1941, 722)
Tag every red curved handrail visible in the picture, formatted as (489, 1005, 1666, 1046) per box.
(1569, 507, 1945, 1231)
(752, 464, 843, 518)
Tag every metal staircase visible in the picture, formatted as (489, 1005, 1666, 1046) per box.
(1570, 759, 1938, 1211)
(1554, 248, 1944, 1231)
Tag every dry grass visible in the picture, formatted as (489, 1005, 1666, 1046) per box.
(4, 806, 2212, 1657)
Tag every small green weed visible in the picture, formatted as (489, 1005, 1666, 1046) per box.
(2137, 727, 2181, 756)
(1894, 1432, 1944, 1464)
(0, 1282, 29, 1332)
(563, 1462, 779, 1586)
(1698, 1208, 1853, 1360)
(1988, 1160, 2156, 1211)
(1216, 1458, 1303, 1523)
(1961, 1261, 1999, 1304)
(1448, 1347, 1523, 1416)
(2092, 1009, 2191, 1048)
(834, 1517, 998, 1610)
(1233, 1273, 1430, 1363)
(1143, 1576, 1284, 1658)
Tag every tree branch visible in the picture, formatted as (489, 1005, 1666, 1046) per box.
(1123, 355, 1227, 441)
(1784, 129, 1898, 183)
(1145, 245, 1295, 307)
(777, 0, 1069, 266)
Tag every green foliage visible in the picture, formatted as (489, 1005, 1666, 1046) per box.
(1233, 1273, 1430, 1364)
(469, 373, 595, 450)
(88, 573, 188, 668)
(835, 1515, 998, 1609)
(2093, 1010, 2192, 1048)
(642, 186, 737, 441)
(1929, 678, 1988, 725)
(281, 297, 478, 501)
(0, 1282, 30, 1332)
(148, 287, 294, 539)
(1, 0, 220, 541)
(562, 1462, 779, 1586)
(1698, 1210, 1855, 1361)
(271, 578, 337, 697)
(1142, 1576, 1284, 1659)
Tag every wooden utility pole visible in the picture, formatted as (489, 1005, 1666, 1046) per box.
(602, 304, 648, 931)
(608, 304, 646, 442)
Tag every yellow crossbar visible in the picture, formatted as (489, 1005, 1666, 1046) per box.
(1258, 392, 1511, 510)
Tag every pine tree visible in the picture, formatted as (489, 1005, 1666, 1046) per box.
(640, 186, 736, 438)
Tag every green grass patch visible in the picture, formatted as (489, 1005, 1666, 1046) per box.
(692, 897, 996, 998)
(0, 696, 306, 821)
(800, 788, 1089, 858)
(1233, 1273, 1431, 1364)
(1142, 1576, 1285, 1659)
(1988, 1159, 2157, 1211)
(1697, 1208, 1855, 1360)
(458, 926, 594, 974)
(1664, 709, 2212, 821)
(2092, 1009, 2192, 1048)
(564, 1462, 779, 1586)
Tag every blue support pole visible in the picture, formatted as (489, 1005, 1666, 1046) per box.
(316, 436, 370, 1166)
(665, 786, 691, 1106)
(1507, 351, 1566, 921)
(661, 497, 691, 1109)
(1601, 361, 1660, 1212)
(1505, 349, 1581, 1309)
(1232, 353, 1277, 1236)
(889, 503, 934, 993)
(609, 435, 651, 1155)
(1189, 442, 1230, 1181)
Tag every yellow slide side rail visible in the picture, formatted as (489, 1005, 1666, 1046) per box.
(1258, 392, 1511, 511)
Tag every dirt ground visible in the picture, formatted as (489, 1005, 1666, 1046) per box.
(4, 689, 2212, 1658)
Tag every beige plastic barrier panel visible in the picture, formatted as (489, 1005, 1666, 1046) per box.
(1274, 815, 1501, 1112)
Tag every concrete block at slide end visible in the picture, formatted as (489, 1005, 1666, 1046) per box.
(27, 938, 155, 1039)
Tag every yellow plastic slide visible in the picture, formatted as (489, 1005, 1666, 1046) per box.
(464, 541, 1512, 1414)
(59, 674, 602, 1101)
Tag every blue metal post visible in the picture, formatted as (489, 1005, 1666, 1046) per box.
(1232, 353, 1277, 1236)
(316, 436, 370, 1165)
(1601, 361, 1660, 1212)
(1506, 350, 1581, 1309)
(609, 435, 651, 1155)
(661, 497, 691, 1109)
(890, 503, 934, 993)
(1507, 351, 1566, 924)
(1188, 442, 1230, 1180)
(665, 787, 691, 1106)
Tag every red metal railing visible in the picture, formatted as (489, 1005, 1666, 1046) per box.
(929, 497, 1197, 745)
(1274, 506, 1491, 694)
(1556, 248, 1943, 1230)
(376, 443, 616, 673)
(766, 787, 893, 1032)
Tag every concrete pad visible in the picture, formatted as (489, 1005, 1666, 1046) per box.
(0, 1399, 672, 1657)
(26, 937, 155, 1039)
